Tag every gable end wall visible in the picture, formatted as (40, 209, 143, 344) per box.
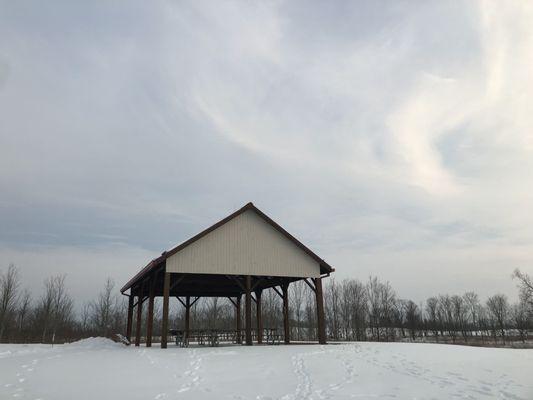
(166, 210, 320, 277)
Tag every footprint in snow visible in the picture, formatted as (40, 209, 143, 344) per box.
(329, 383, 342, 391)
(499, 389, 526, 400)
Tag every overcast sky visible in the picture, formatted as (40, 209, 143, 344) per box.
(1, 1, 532, 305)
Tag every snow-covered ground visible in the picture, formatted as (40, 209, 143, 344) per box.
(0, 338, 531, 400)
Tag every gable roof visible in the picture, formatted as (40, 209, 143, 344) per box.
(120, 202, 334, 293)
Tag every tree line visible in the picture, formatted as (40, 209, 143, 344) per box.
(322, 274, 531, 345)
(1, 263, 532, 346)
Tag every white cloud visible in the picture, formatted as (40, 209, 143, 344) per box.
(0, 0, 532, 301)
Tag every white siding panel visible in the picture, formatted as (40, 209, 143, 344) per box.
(166, 210, 320, 277)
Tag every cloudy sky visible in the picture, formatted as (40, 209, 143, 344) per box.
(1, 1, 532, 305)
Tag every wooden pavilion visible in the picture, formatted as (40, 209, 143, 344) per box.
(120, 202, 334, 347)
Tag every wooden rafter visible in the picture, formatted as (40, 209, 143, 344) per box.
(303, 278, 316, 292)
(177, 295, 200, 308)
(272, 286, 284, 299)
(170, 274, 185, 291)
(227, 297, 238, 308)
(251, 277, 264, 291)
(176, 297, 187, 307)
(226, 275, 245, 290)
(190, 296, 200, 307)
(132, 295, 148, 308)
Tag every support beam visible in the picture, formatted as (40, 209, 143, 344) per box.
(236, 295, 242, 344)
(282, 282, 290, 344)
(161, 271, 171, 349)
(272, 286, 284, 299)
(132, 296, 147, 308)
(255, 289, 263, 344)
(176, 297, 187, 308)
(146, 276, 155, 347)
(245, 276, 252, 345)
(303, 278, 316, 292)
(125, 295, 134, 344)
(190, 296, 201, 308)
(134, 284, 144, 347)
(314, 277, 326, 344)
(185, 296, 191, 342)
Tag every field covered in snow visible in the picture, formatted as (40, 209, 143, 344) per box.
(0, 338, 531, 400)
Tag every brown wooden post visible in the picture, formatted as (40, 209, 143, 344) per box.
(255, 289, 263, 344)
(185, 296, 191, 343)
(135, 282, 144, 347)
(126, 294, 134, 343)
(146, 276, 155, 347)
(282, 282, 290, 344)
(161, 271, 170, 349)
(314, 277, 326, 344)
(235, 295, 242, 344)
(245, 276, 252, 346)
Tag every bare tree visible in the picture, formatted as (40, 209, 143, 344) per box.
(437, 295, 455, 341)
(290, 281, 305, 340)
(477, 305, 490, 343)
(463, 292, 480, 339)
(379, 280, 396, 341)
(393, 300, 407, 339)
(451, 295, 468, 342)
(51, 274, 74, 343)
(404, 300, 420, 341)
(346, 279, 368, 341)
(486, 294, 509, 344)
(0, 264, 20, 342)
(263, 288, 281, 332)
(425, 297, 439, 341)
(80, 302, 92, 333)
(367, 276, 382, 341)
(90, 278, 117, 336)
(37, 274, 73, 343)
(511, 301, 529, 343)
(38, 277, 55, 342)
(17, 289, 32, 337)
(325, 279, 341, 340)
(366, 276, 396, 341)
(339, 280, 353, 340)
(513, 269, 533, 314)
(207, 297, 220, 328)
(304, 289, 316, 340)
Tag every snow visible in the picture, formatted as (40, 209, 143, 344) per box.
(0, 339, 531, 399)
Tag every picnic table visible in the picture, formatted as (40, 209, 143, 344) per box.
(169, 329, 221, 347)
(169, 328, 283, 347)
